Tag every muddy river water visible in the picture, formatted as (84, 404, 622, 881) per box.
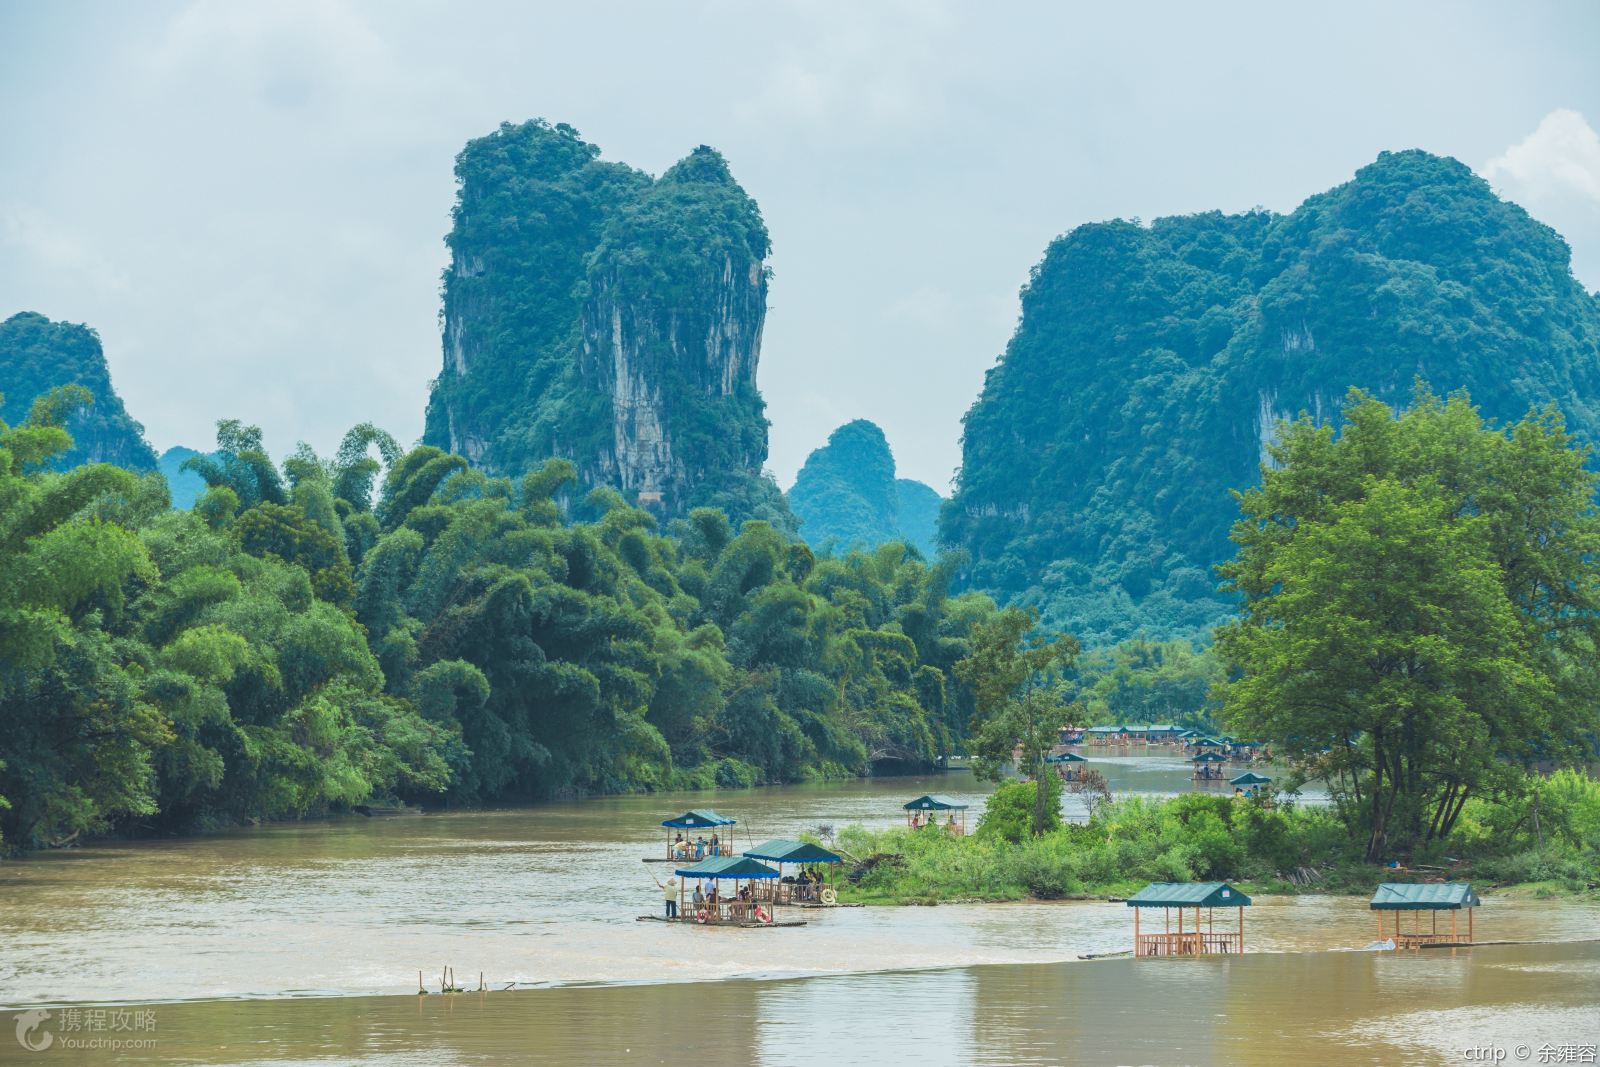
(1, 756, 1595, 1064)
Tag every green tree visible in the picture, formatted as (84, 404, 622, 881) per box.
(955, 606, 1080, 835)
(1216, 388, 1600, 860)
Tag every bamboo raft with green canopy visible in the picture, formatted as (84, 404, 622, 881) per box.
(1045, 750, 1089, 781)
(647, 810, 736, 863)
(642, 856, 805, 927)
(1229, 771, 1273, 803)
(1127, 882, 1251, 957)
(1370, 882, 1480, 948)
(741, 840, 844, 905)
(1191, 752, 1228, 783)
(904, 794, 968, 835)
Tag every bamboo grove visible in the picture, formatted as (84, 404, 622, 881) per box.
(0, 390, 999, 850)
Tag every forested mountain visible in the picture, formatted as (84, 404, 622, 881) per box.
(788, 419, 943, 556)
(0, 311, 158, 472)
(157, 446, 210, 509)
(943, 150, 1600, 645)
(422, 120, 791, 529)
(1, 397, 997, 851)
(894, 479, 942, 557)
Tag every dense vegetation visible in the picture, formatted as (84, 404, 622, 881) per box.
(836, 772, 1600, 903)
(1217, 388, 1600, 860)
(787, 419, 943, 555)
(422, 120, 789, 526)
(943, 150, 1600, 645)
(1, 311, 158, 473)
(0, 394, 1001, 852)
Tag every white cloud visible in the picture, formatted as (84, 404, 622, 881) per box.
(1484, 108, 1600, 207)
(1483, 109, 1600, 290)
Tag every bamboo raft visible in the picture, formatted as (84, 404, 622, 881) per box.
(636, 915, 807, 928)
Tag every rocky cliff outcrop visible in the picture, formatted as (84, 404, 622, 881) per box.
(0, 311, 158, 472)
(422, 121, 789, 527)
(943, 150, 1600, 644)
(789, 419, 944, 555)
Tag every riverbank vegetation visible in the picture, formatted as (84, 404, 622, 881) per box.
(0, 394, 1001, 852)
(833, 770, 1600, 904)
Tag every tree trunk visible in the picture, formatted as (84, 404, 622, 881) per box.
(1032, 758, 1048, 836)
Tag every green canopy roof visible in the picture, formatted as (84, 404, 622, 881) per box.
(904, 794, 968, 811)
(1231, 740, 1261, 748)
(662, 809, 736, 829)
(1192, 752, 1228, 763)
(674, 855, 781, 879)
(1370, 883, 1480, 910)
(742, 839, 843, 864)
(1127, 882, 1252, 908)
(1045, 751, 1088, 763)
(1230, 772, 1273, 786)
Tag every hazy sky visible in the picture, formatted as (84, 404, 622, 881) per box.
(3, 2, 1599, 491)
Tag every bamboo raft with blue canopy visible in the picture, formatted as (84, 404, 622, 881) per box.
(647, 809, 736, 863)
(639, 856, 807, 927)
(1371, 882, 1480, 948)
(741, 839, 846, 905)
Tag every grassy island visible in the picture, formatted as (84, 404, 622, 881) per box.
(828, 775, 1600, 906)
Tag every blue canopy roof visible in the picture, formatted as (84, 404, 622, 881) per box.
(1045, 751, 1088, 763)
(904, 794, 968, 811)
(662, 809, 736, 829)
(1127, 882, 1252, 908)
(742, 839, 843, 864)
(1370, 883, 1480, 910)
(675, 855, 781, 879)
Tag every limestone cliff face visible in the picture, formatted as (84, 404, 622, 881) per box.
(423, 123, 787, 525)
(581, 236, 767, 503)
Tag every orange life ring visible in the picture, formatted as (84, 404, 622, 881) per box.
(696, 909, 708, 924)
(755, 906, 770, 923)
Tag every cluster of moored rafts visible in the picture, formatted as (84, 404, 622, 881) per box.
(640, 796, 971, 928)
(1049, 726, 1273, 790)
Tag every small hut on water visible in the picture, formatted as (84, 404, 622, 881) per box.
(656, 810, 736, 862)
(1370, 883, 1480, 947)
(1127, 882, 1251, 957)
(742, 839, 843, 904)
(905, 794, 967, 835)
